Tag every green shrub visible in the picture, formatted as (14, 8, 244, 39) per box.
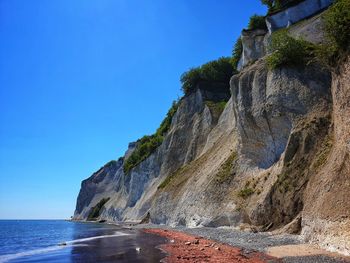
(205, 100, 227, 119)
(261, 0, 283, 13)
(180, 57, 234, 95)
(238, 187, 254, 199)
(87, 197, 110, 220)
(266, 30, 314, 69)
(123, 100, 179, 174)
(230, 37, 243, 69)
(323, 0, 350, 52)
(314, 0, 350, 67)
(156, 100, 179, 136)
(248, 15, 267, 30)
(261, 0, 304, 14)
(260, 0, 274, 10)
(180, 68, 202, 96)
(215, 152, 237, 183)
(105, 160, 117, 167)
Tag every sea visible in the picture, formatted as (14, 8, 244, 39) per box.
(0, 220, 167, 263)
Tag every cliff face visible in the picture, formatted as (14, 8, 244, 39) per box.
(74, 88, 235, 223)
(74, 7, 349, 256)
(266, 0, 333, 32)
(302, 57, 350, 255)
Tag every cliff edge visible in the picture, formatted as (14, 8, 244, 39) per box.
(73, 1, 349, 256)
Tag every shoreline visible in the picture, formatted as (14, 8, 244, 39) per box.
(69, 220, 350, 262)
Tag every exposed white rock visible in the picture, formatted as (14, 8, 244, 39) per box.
(237, 29, 268, 71)
(73, 6, 350, 257)
(266, 0, 333, 33)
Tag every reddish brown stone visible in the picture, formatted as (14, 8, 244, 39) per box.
(143, 228, 279, 263)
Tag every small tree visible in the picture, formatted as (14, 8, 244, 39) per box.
(261, 0, 283, 13)
(261, 0, 274, 9)
(180, 57, 234, 95)
(180, 68, 202, 95)
(230, 37, 243, 69)
(248, 15, 267, 30)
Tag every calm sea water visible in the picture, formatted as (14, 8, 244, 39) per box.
(0, 220, 166, 263)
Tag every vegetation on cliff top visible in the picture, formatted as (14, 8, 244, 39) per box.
(180, 57, 235, 96)
(324, 0, 350, 52)
(315, 0, 350, 67)
(248, 15, 267, 30)
(266, 29, 314, 69)
(123, 0, 349, 174)
(205, 100, 227, 121)
(267, 0, 350, 69)
(261, 0, 305, 14)
(123, 100, 179, 174)
(230, 38, 243, 69)
(87, 197, 110, 220)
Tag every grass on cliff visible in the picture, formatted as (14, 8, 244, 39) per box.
(105, 160, 117, 167)
(312, 134, 333, 171)
(158, 165, 188, 190)
(313, 0, 350, 67)
(238, 187, 255, 199)
(266, 29, 314, 69)
(87, 197, 110, 220)
(267, 0, 350, 70)
(180, 57, 235, 96)
(123, 100, 179, 174)
(205, 100, 227, 120)
(158, 149, 212, 190)
(215, 151, 237, 183)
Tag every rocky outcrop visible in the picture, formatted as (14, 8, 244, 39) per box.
(266, 0, 333, 33)
(74, 87, 235, 223)
(74, 57, 333, 227)
(237, 29, 268, 71)
(231, 59, 331, 170)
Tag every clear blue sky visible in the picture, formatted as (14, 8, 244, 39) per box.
(0, 0, 266, 219)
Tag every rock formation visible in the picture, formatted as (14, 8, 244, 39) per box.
(266, 0, 333, 32)
(74, 2, 349, 256)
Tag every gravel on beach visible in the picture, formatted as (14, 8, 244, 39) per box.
(134, 224, 350, 263)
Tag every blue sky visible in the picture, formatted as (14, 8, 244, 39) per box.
(0, 0, 266, 219)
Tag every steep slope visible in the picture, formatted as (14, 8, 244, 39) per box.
(74, 58, 332, 228)
(302, 57, 350, 255)
(74, 88, 235, 223)
(74, 3, 349, 256)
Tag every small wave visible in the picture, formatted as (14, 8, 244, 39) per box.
(0, 231, 130, 263)
(65, 231, 130, 244)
